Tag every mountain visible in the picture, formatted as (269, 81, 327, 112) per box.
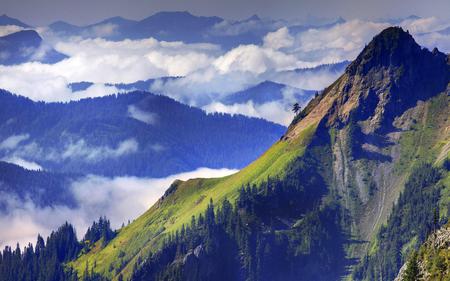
(131, 11, 222, 42)
(48, 20, 84, 37)
(0, 14, 31, 28)
(221, 81, 315, 105)
(0, 90, 285, 177)
(48, 11, 223, 43)
(0, 30, 67, 65)
(63, 27, 450, 281)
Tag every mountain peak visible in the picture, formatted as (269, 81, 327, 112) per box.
(346, 27, 422, 75)
(0, 14, 31, 28)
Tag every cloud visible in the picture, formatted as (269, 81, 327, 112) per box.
(271, 66, 345, 90)
(263, 27, 294, 50)
(203, 101, 293, 125)
(0, 25, 24, 37)
(0, 167, 238, 248)
(0, 134, 30, 150)
(127, 105, 158, 125)
(0, 137, 138, 165)
(213, 44, 300, 74)
(399, 16, 448, 34)
(89, 23, 118, 37)
(202, 84, 313, 126)
(294, 20, 390, 64)
(0, 156, 43, 171)
(150, 68, 262, 106)
(0, 36, 219, 102)
(61, 138, 138, 162)
(414, 32, 450, 53)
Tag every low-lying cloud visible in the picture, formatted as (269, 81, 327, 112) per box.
(127, 105, 158, 125)
(61, 138, 138, 162)
(0, 156, 43, 171)
(0, 134, 29, 150)
(0, 25, 24, 37)
(0, 167, 238, 248)
(0, 136, 139, 167)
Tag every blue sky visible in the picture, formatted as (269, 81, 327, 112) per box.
(1, 0, 450, 25)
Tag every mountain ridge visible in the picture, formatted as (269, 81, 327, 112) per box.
(70, 26, 450, 280)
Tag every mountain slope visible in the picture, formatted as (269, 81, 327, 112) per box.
(0, 90, 285, 177)
(72, 27, 450, 281)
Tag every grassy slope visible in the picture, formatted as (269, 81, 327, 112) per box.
(395, 93, 450, 174)
(72, 123, 319, 280)
(364, 92, 450, 261)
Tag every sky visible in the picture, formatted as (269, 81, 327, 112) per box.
(1, 0, 450, 26)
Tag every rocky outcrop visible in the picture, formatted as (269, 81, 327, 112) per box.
(395, 226, 450, 281)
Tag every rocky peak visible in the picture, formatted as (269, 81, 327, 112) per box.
(346, 27, 422, 75)
(333, 27, 448, 132)
(285, 26, 449, 140)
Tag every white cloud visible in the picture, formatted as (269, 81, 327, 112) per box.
(1, 137, 139, 165)
(0, 36, 219, 102)
(128, 105, 158, 125)
(263, 27, 294, 50)
(0, 167, 238, 248)
(1, 156, 43, 171)
(271, 67, 345, 90)
(0, 134, 29, 150)
(150, 68, 261, 106)
(294, 20, 390, 64)
(204, 101, 293, 126)
(0, 25, 24, 37)
(89, 23, 118, 37)
(213, 44, 300, 74)
(202, 84, 314, 126)
(61, 138, 138, 162)
(399, 16, 448, 34)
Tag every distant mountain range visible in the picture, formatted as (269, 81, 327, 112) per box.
(0, 12, 349, 50)
(0, 29, 67, 65)
(0, 89, 285, 178)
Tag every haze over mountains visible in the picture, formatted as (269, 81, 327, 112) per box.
(0, 89, 284, 177)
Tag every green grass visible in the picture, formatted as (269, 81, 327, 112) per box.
(395, 93, 450, 174)
(71, 123, 318, 280)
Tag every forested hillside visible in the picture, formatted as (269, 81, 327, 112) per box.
(0, 90, 285, 177)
